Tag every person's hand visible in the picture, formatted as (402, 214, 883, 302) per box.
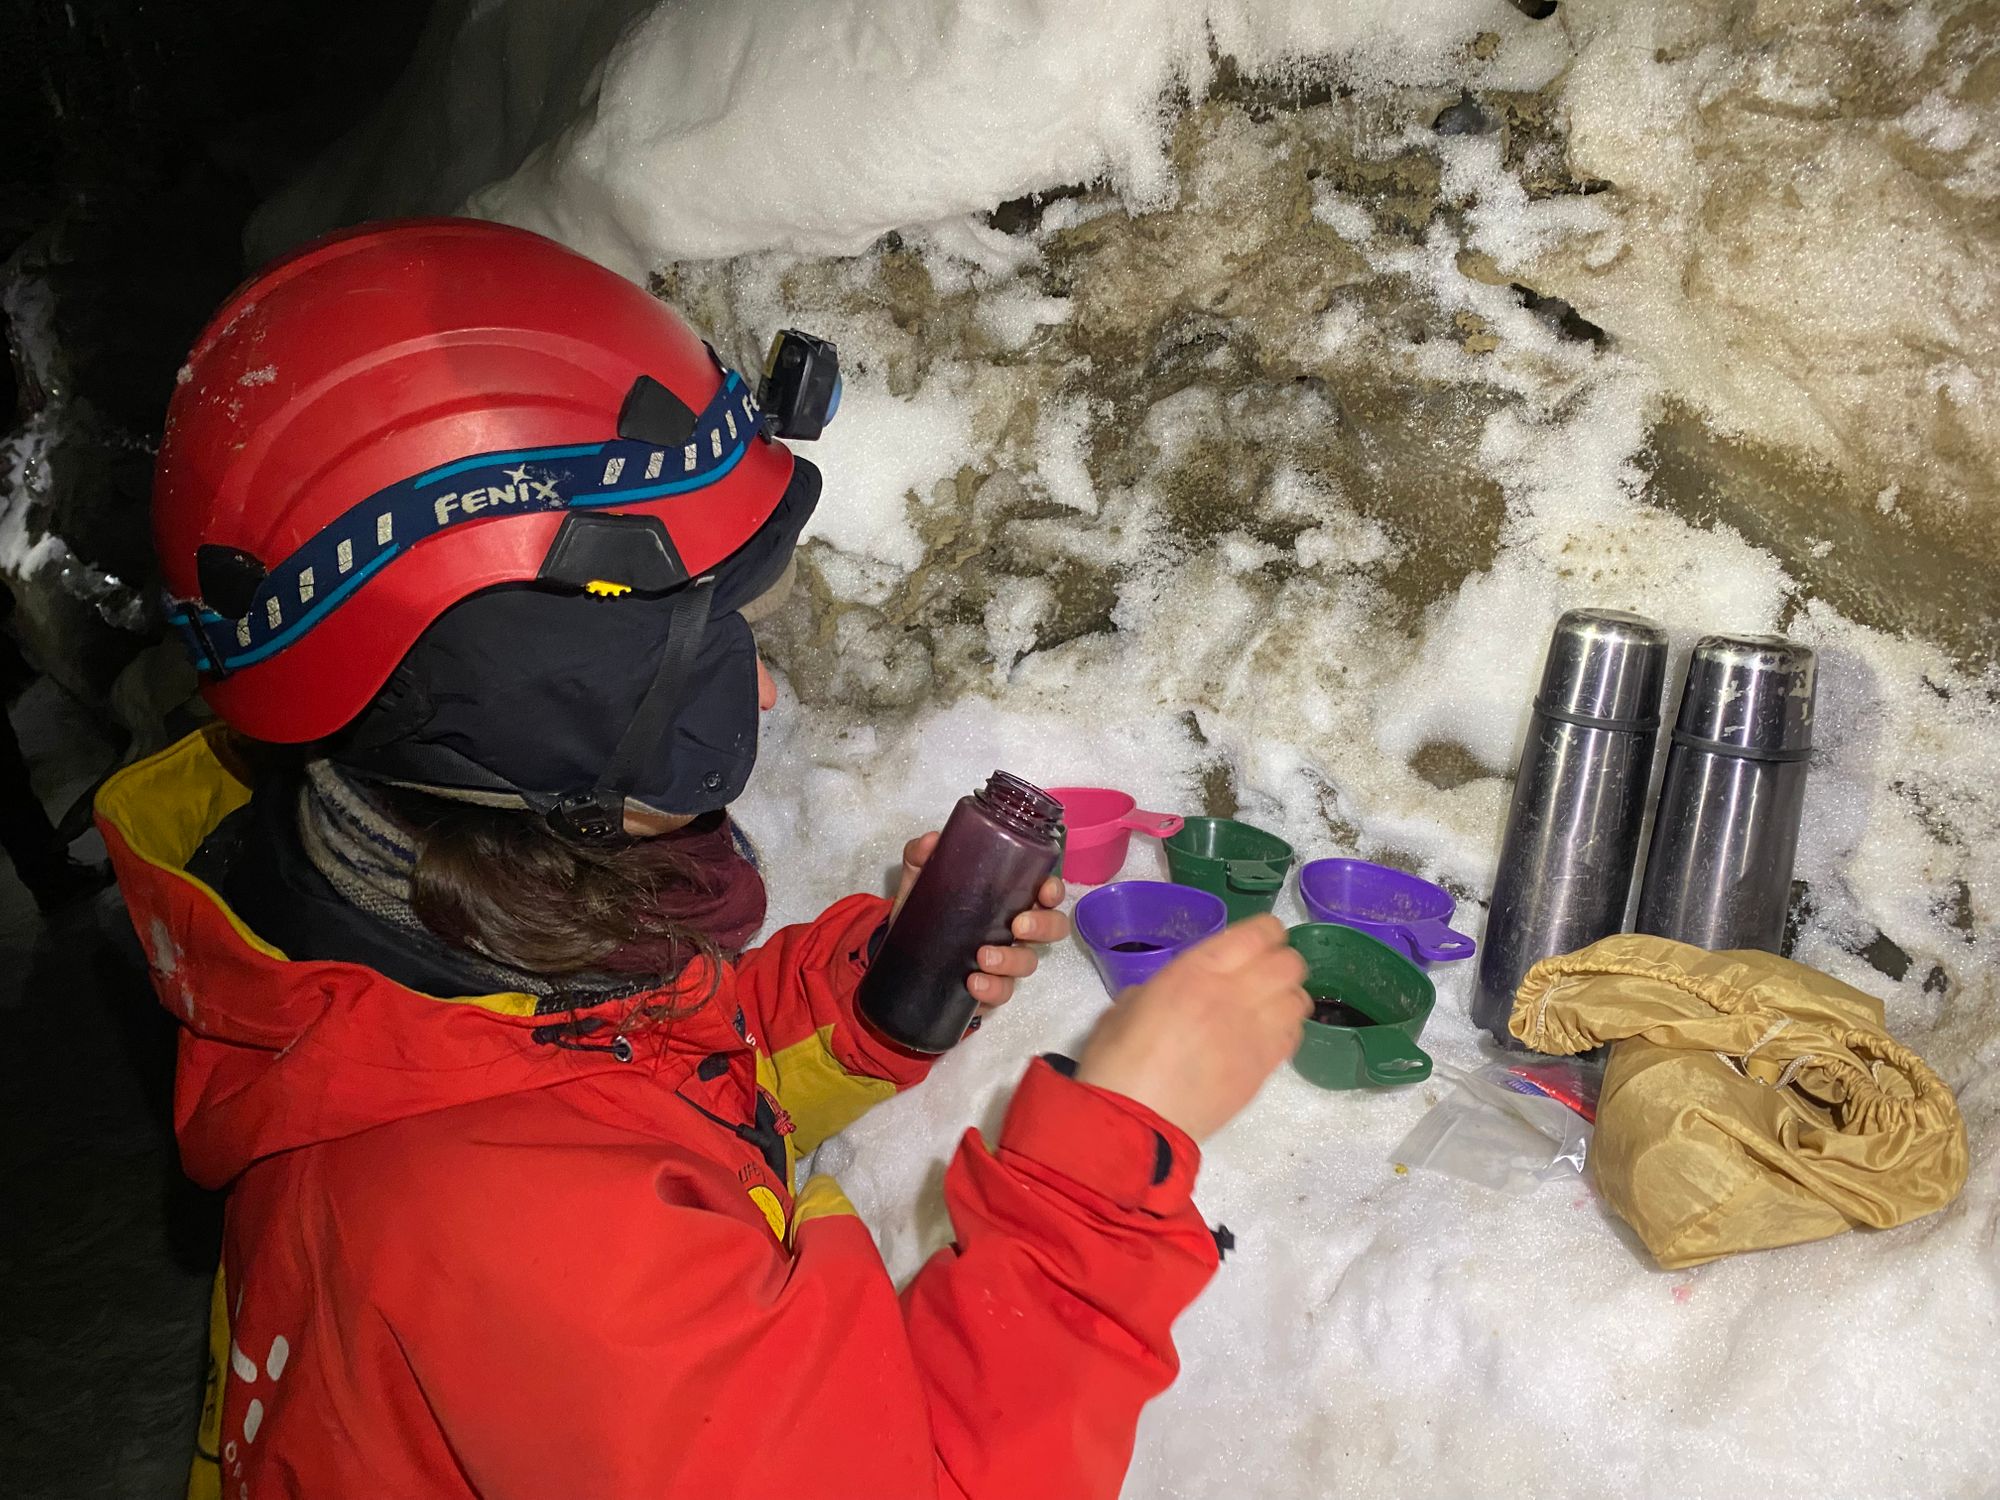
(1073, 915, 1311, 1143)
(890, 831, 1069, 1010)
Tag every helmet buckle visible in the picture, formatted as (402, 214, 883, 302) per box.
(548, 790, 630, 845)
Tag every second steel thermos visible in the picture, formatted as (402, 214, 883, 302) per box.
(1634, 635, 1816, 952)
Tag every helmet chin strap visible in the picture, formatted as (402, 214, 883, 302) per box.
(547, 576, 716, 845)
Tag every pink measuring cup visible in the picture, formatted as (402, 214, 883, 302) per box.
(1048, 787, 1185, 886)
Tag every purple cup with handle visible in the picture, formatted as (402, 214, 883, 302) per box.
(1074, 881, 1228, 997)
(1297, 858, 1477, 967)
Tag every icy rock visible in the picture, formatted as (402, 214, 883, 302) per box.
(1537, 0, 2000, 610)
(2, 242, 158, 705)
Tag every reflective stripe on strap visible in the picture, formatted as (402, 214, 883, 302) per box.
(168, 375, 761, 675)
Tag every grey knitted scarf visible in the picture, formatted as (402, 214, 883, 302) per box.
(296, 760, 567, 1002)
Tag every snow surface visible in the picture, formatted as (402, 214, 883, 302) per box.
(249, 1, 1999, 1495)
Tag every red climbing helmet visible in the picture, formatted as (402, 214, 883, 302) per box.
(157, 218, 835, 839)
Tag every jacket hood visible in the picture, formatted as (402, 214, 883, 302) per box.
(95, 727, 747, 1189)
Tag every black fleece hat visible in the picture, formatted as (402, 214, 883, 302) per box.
(328, 457, 820, 823)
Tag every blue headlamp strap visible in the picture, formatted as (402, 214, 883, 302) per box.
(167, 373, 761, 676)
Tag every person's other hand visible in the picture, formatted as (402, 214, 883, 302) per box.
(1073, 915, 1311, 1142)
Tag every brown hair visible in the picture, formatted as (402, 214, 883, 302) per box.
(377, 787, 721, 986)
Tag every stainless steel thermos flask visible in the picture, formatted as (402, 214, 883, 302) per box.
(1472, 609, 1669, 1045)
(1634, 634, 1816, 952)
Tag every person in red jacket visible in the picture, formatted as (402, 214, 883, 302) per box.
(99, 219, 1311, 1500)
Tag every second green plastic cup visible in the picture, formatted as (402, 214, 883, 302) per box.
(1288, 923, 1436, 1090)
(1163, 817, 1296, 922)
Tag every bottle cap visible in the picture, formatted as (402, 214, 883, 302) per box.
(1534, 608, 1669, 729)
(979, 771, 1064, 834)
(1671, 634, 1816, 759)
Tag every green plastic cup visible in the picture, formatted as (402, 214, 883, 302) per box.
(1288, 923, 1435, 1090)
(1163, 817, 1296, 922)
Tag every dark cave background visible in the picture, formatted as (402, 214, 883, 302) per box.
(1, 0, 431, 696)
(1, 4, 428, 1491)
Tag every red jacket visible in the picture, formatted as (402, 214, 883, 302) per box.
(98, 728, 1220, 1500)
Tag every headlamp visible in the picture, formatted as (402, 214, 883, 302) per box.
(758, 330, 842, 441)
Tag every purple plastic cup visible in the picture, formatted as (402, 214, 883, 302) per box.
(1297, 858, 1477, 967)
(1074, 881, 1228, 996)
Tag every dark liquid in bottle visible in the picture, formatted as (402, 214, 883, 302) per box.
(856, 772, 1065, 1054)
(1311, 999, 1378, 1028)
(1108, 939, 1165, 953)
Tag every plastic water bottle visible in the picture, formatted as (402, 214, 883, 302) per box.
(857, 772, 1065, 1054)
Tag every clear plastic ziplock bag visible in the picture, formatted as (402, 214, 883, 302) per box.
(1392, 1058, 1600, 1194)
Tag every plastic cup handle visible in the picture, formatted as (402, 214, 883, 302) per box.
(1402, 918, 1476, 963)
(1224, 859, 1286, 894)
(1356, 1028, 1433, 1086)
(1121, 809, 1185, 839)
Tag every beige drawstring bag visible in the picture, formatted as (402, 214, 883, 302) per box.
(1510, 935, 1968, 1269)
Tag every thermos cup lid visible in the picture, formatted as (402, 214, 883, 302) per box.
(1534, 608, 1670, 729)
(1671, 634, 1816, 758)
